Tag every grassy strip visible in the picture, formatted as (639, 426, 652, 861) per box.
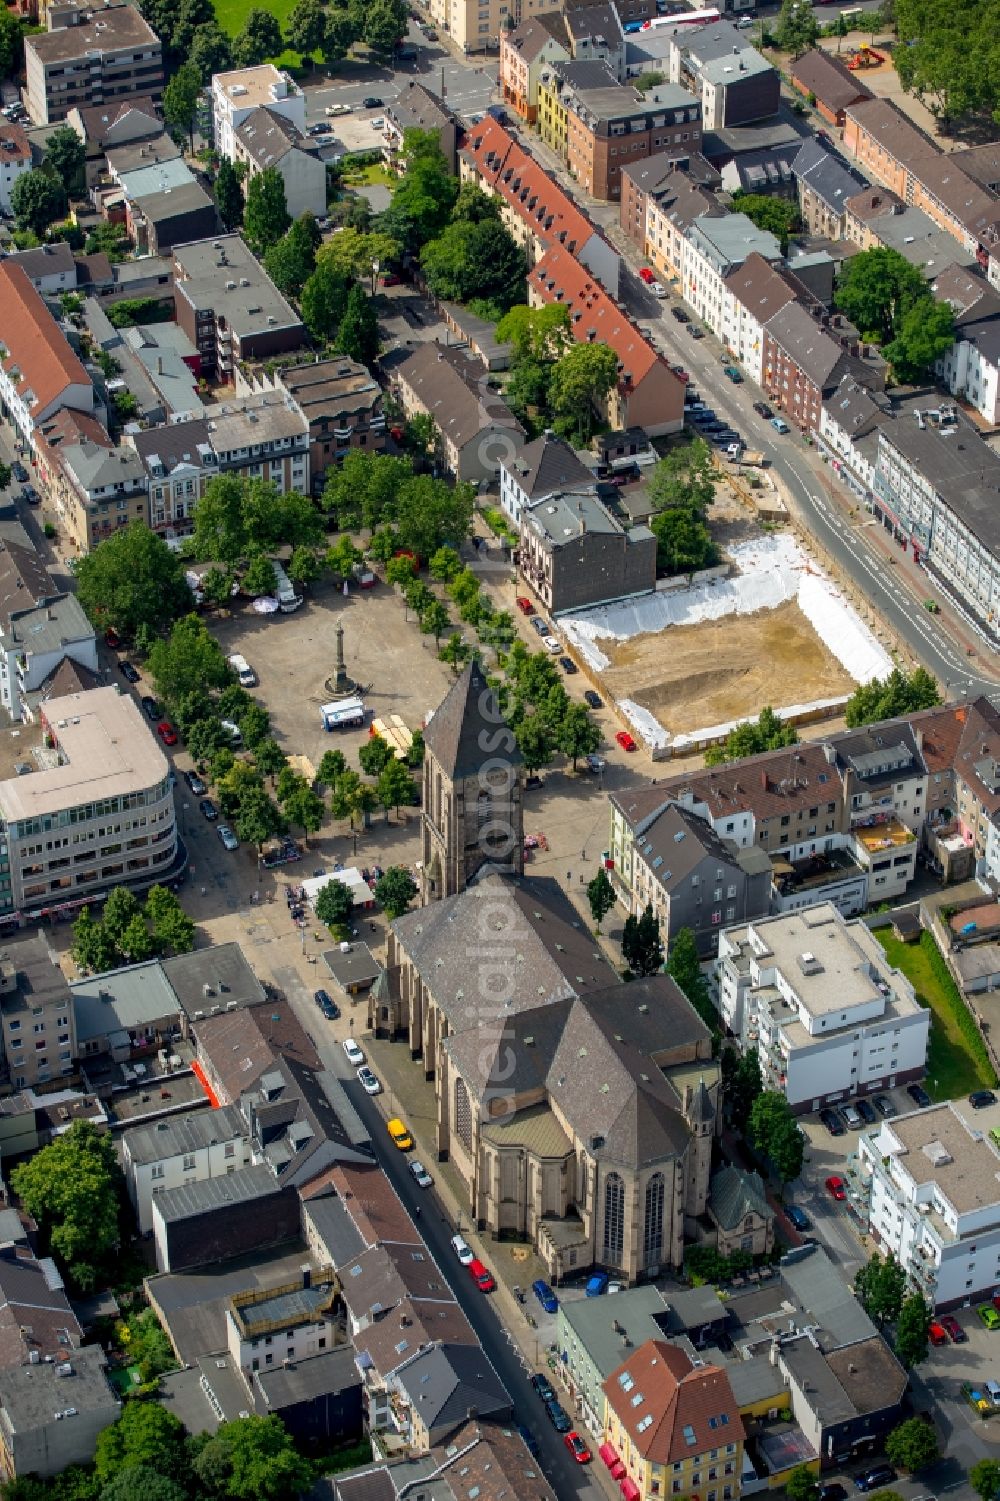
(875, 928, 997, 1098)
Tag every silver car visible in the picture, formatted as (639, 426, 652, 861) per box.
(217, 824, 239, 851)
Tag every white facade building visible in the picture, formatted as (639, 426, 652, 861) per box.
(681, 214, 782, 341)
(225, 1269, 338, 1375)
(717, 903, 929, 1112)
(211, 66, 304, 163)
(120, 1104, 251, 1233)
(854, 1101, 1000, 1309)
(0, 126, 31, 215)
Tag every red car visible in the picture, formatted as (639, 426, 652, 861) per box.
(616, 729, 637, 752)
(672, 366, 690, 382)
(929, 1321, 948, 1347)
(380, 271, 401, 287)
(565, 1432, 591, 1464)
(516, 596, 534, 615)
(468, 1258, 496, 1293)
(157, 721, 178, 746)
(940, 1313, 967, 1343)
(104, 627, 122, 649)
(825, 1176, 846, 1201)
(639, 267, 655, 284)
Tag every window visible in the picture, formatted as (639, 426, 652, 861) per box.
(644, 1173, 664, 1268)
(454, 1077, 472, 1150)
(603, 1171, 625, 1265)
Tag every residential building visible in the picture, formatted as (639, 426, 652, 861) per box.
(500, 12, 572, 123)
(558, 1285, 670, 1435)
(721, 252, 802, 384)
(667, 20, 779, 129)
(383, 81, 459, 174)
(639, 166, 719, 279)
(619, 154, 716, 254)
(258, 359, 386, 486)
(0, 541, 97, 724)
(212, 66, 303, 163)
(0, 1343, 118, 1479)
(818, 373, 888, 501)
(842, 97, 937, 199)
(716, 903, 929, 1111)
(5, 242, 77, 296)
(933, 263, 1000, 424)
(129, 390, 310, 540)
(518, 489, 655, 614)
(683, 211, 782, 339)
(608, 797, 771, 956)
(151, 1164, 300, 1273)
(24, 5, 162, 126)
(390, 343, 525, 484)
(172, 235, 306, 382)
(762, 300, 885, 434)
(499, 432, 596, 524)
(332, 1420, 557, 1501)
(859, 198, 973, 279)
(121, 323, 203, 421)
(34, 410, 147, 555)
(0, 687, 176, 922)
(120, 1104, 251, 1233)
(789, 48, 873, 127)
(421, 0, 556, 56)
(0, 263, 95, 452)
(0, 932, 74, 1090)
(791, 139, 868, 240)
(564, 1, 626, 77)
(527, 242, 685, 434)
(957, 142, 1000, 196)
(537, 60, 700, 201)
(602, 1340, 744, 1501)
(114, 157, 218, 255)
(232, 107, 326, 220)
(708, 1165, 773, 1257)
(66, 95, 161, 188)
(854, 1099, 1000, 1308)
(385, 1345, 510, 1451)
(0, 124, 31, 215)
(226, 1267, 339, 1377)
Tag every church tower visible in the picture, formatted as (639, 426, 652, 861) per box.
(420, 660, 523, 904)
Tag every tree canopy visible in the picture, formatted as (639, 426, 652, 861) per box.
(894, 0, 1000, 125)
(834, 248, 929, 345)
(244, 167, 291, 256)
(894, 1293, 931, 1369)
(854, 1252, 907, 1326)
(731, 191, 801, 253)
(11, 170, 67, 236)
(377, 129, 458, 254)
(263, 214, 320, 298)
(667, 927, 718, 1038)
(76, 523, 192, 638)
(884, 1418, 940, 1473)
(421, 217, 525, 317)
(9, 1122, 120, 1291)
(44, 126, 86, 196)
(704, 706, 797, 766)
(622, 902, 664, 977)
(844, 667, 941, 726)
(748, 1091, 804, 1184)
(162, 61, 202, 152)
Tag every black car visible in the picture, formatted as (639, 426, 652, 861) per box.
(12, 462, 27, 484)
(530, 1373, 555, 1403)
(119, 659, 140, 683)
(686, 324, 705, 339)
(711, 431, 740, 445)
(873, 1093, 896, 1118)
(820, 1107, 845, 1137)
(545, 1399, 571, 1433)
(907, 1082, 932, 1108)
(141, 696, 160, 720)
(970, 1089, 998, 1109)
(670, 306, 690, 323)
(517, 1424, 540, 1458)
(22, 487, 39, 505)
(821, 1485, 847, 1501)
(753, 401, 774, 419)
(314, 987, 340, 1019)
(184, 770, 207, 796)
(362, 95, 384, 108)
(584, 690, 603, 709)
(559, 656, 577, 675)
(855, 1467, 896, 1493)
(855, 1097, 877, 1124)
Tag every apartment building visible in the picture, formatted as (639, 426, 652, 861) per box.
(0, 687, 176, 921)
(129, 390, 310, 540)
(499, 432, 595, 524)
(226, 1268, 339, 1377)
(232, 107, 326, 220)
(763, 301, 885, 435)
(212, 65, 303, 162)
(267, 358, 386, 484)
(527, 242, 684, 434)
(683, 212, 781, 340)
(121, 1104, 251, 1233)
(721, 252, 801, 384)
(0, 541, 97, 725)
(717, 903, 929, 1111)
(0, 263, 95, 452)
(855, 1101, 1000, 1308)
(933, 263, 1000, 425)
(0, 124, 30, 215)
(639, 168, 719, 280)
(35, 410, 147, 554)
(791, 138, 868, 240)
(66, 94, 161, 187)
(172, 236, 305, 382)
(619, 155, 714, 255)
(518, 488, 656, 614)
(24, 4, 162, 126)
(667, 20, 778, 129)
(500, 12, 571, 122)
(0, 932, 74, 1090)
(538, 60, 700, 201)
(383, 81, 460, 174)
(115, 157, 218, 256)
(789, 48, 873, 128)
(391, 343, 525, 483)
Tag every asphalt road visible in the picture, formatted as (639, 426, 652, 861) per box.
(300, 25, 498, 126)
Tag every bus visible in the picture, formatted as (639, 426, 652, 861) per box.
(642, 8, 721, 27)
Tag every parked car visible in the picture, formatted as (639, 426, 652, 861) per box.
(723, 365, 743, 383)
(928, 1321, 948, 1346)
(141, 696, 160, 720)
(686, 324, 705, 338)
(586, 1272, 609, 1296)
(671, 306, 690, 322)
(855, 1467, 896, 1492)
(825, 1176, 847, 1201)
(104, 627, 122, 649)
(516, 596, 534, 615)
(307, 122, 332, 136)
(387, 1117, 414, 1150)
(770, 416, 790, 433)
(907, 1082, 932, 1108)
(343, 1038, 365, 1066)
(408, 1160, 433, 1189)
(530, 1373, 556, 1402)
(585, 753, 606, 773)
(370, 116, 385, 129)
(357, 1065, 381, 1095)
(199, 798, 218, 822)
(543, 636, 561, 654)
(841, 1104, 862, 1129)
(820, 1107, 845, 1137)
(786, 1206, 810, 1231)
(565, 1432, 591, 1464)
(559, 656, 578, 675)
(531, 616, 550, 636)
(314, 988, 340, 1019)
(639, 267, 654, 284)
(649, 281, 666, 297)
(986, 1380, 1000, 1406)
(940, 1313, 966, 1342)
(119, 660, 140, 683)
(12, 462, 27, 484)
(156, 721, 177, 746)
(451, 1233, 474, 1265)
(855, 1097, 877, 1124)
(361, 95, 384, 107)
(978, 1302, 1000, 1330)
(584, 690, 603, 709)
(671, 366, 689, 381)
(532, 1279, 558, 1314)
(873, 1093, 896, 1117)
(616, 729, 637, 752)
(545, 1399, 571, 1433)
(469, 1258, 496, 1292)
(184, 770, 207, 795)
(971, 1089, 998, 1109)
(753, 401, 773, 419)
(217, 824, 239, 851)
(820, 1486, 847, 1501)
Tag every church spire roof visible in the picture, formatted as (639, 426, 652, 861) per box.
(423, 659, 522, 780)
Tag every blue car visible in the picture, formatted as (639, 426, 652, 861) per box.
(532, 1278, 558, 1314)
(585, 1272, 609, 1297)
(786, 1206, 810, 1232)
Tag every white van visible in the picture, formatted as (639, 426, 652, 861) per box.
(450, 1234, 474, 1266)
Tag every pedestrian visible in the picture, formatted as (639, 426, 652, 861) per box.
(200, 886, 207, 897)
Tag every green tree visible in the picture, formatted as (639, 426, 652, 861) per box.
(148, 614, 232, 705)
(170, 0, 214, 60)
(587, 866, 616, 931)
(44, 125, 85, 196)
(255, 738, 288, 782)
(244, 167, 290, 256)
(263, 215, 319, 297)
(731, 190, 801, 253)
(374, 866, 418, 917)
(189, 20, 233, 81)
(403, 411, 437, 459)
(326, 534, 363, 579)
(71, 906, 117, 974)
(439, 632, 471, 675)
(970, 1461, 1000, 1501)
(359, 733, 395, 779)
(0, 6, 22, 79)
(76, 523, 192, 638)
(749, 1091, 804, 1184)
(396, 474, 475, 557)
(648, 438, 716, 513)
(894, 1292, 931, 1369)
(404, 577, 433, 618)
(650, 505, 719, 577)
(773, 0, 819, 53)
(101, 1471, 186, 1501)
(95, 1402, 186, 1485)
(101, 885, 142, 949)
(214, 158, 244, 231)
(854, 1252, 907, 1326)
(429, 546, 462, 582)
(144, 885, 196, 954)
(243, 555, 278, 597)
(421, 218, 525, 314)
(376, 756, 416, 818)
(496, 303, 570, 362)
(317, 748, 347, 791)
(11, 169, 67, 235)
(337, 283, 379, 364)
(785, 1467, 821, 1501)
(315, 878, 354, 931)
(420, 599, 451, 646)
(120, 913, 155, 962)
(162, 60, 201, 153)
(894, 0, 985, 124)
(286, 0, 326, 59)
(548, 342, 619, 442)
(704, 706, 797, 766)
(323, 6, 358, 62)
(281, 780, 326, 844)
(319, 226, 400, 281)
(238, 702, 271, 750)
(667, 926, 717, 1035)
(234, 788, 285, 850)
(233, 7, 284, 66)
(844, 667, 941, 727)
(622, 902, 664, 977)
(835, 247, 929, 344)
(301, 260, 351, 342)
(884, 296, 956, 382)
(9, 1122, 120, 1291)
(287, 545, 322, 589)
(377, 128, 457, 255)
(558, 701, 601, 769)
(721, 1046, 763, 1126)
(386, 555, 417, 589)
(885, 1418, 940, 1473)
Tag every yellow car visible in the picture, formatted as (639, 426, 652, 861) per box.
(388, 1118, 414, 1150)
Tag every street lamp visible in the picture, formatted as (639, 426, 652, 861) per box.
(371, 259, 380, 296)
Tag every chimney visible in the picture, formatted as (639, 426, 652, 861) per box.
(157, 356, 164, 375)
(301, 1265, 311, 1290)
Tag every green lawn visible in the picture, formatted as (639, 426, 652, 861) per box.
(343, 163, 397, 190)
(875, 928, 997, 1099)
(211, 0, 320, 69)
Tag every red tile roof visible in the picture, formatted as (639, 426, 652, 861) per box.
(528, 243, 661, 388)
(0, 263, 91, 420)
(322, 1161, 422, 1248)
(604, 1339, 744, 1465)
(462, 116, 595, 255)
(0, 121, 30, 165)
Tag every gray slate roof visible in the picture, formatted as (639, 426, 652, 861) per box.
(121, 1103, 245, 1165)
(709, 1164, 771, 1230)
(392, 1342, 510, 1432)
(423, 660, 522, 780)
(504, 433, 595, 501)
(792, 138, 867, 215)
